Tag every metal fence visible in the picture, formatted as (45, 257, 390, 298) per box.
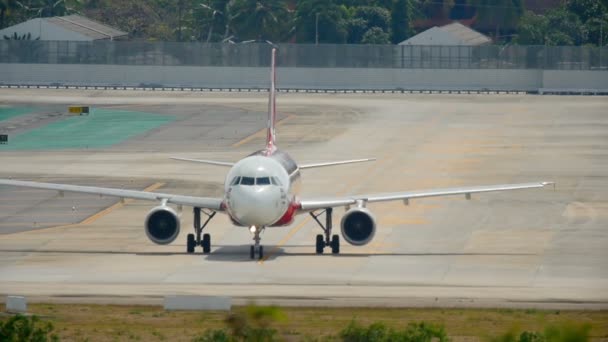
(1, 41, 607, 70)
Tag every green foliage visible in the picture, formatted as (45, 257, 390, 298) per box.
(516, 2, 608, 46)
(353, 5, 390, 32)
(489, 323, 591, 342)
(361, 26, 390, 44)
(231, 0, 292, 41)
(343, 5, 391, 43)
(192, 329, 233, 342)
(468, 0, 524, 38)
(209, 304, 285, 341)
(2, 0, 605, 45)
(516, 11, 547, 45)
(419, 0, 454, 20)
(339, 320, 450, 342)
(0, 314, 59, 342)
(295, 0, 348, 43)
(390, 0, 412, 44)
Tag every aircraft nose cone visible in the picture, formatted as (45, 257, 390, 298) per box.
(230, 186, 284, 226)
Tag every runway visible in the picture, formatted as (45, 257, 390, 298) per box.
(0, 89, 607, 309)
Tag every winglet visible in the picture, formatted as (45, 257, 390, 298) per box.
(266, 48, 277, 153)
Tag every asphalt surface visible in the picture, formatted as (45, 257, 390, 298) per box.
(0, 89, 606, 309)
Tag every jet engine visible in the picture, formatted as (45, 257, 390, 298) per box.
(340, 208, 376, 246)
(145, 205, 180, 245)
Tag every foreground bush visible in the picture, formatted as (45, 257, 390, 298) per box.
(490, 323, 591, 342)
(339, 320, 450, 342)
(0, 314, 59, 342)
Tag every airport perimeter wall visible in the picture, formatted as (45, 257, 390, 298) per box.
(1, 63, 607, 93)
(1, 42, 607, 92)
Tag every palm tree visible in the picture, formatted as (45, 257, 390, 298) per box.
(230, 0, 291, 41)
(295, 0, 348, 43)
(195, 0, 234, 42)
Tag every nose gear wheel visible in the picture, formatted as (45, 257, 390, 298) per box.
(250, 226, 265, 260)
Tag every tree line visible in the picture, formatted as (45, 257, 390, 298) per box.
(1, 0, 607, 46)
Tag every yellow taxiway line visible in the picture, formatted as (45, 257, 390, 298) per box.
(41, 182, 166, 231)
(80, 182, 165, 225)
(232, 114, 295, 148)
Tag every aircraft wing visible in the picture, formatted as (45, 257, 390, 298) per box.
(0, 179, 224, 210)
(299, 158, 376, 169)
(299, 181, 554, 211)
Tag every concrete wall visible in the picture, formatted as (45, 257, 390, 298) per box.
(0, 63, 606, 92)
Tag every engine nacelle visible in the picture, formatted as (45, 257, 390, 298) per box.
(145, 206, 180, 245)
(340, 207, 376, 246)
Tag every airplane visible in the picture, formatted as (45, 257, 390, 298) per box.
(0, 48, 554, 260)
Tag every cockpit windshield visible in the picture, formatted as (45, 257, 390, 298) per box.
(256, 177, 271, 185)
(230, 176, 281, 186)
(241, 177, 255, 185)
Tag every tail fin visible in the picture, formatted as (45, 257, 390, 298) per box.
(266, 48, 277, 152)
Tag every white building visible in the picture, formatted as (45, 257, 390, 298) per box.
(399, 22, 491, 46)
(397, 22, 492, 68)
(0, 15, 127, 41)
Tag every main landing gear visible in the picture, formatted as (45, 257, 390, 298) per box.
(249, 226, 265, 260)
(187, 207, 216, 254)
(310, 208, 340, 255)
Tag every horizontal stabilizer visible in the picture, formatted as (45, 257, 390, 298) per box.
(170, 157, 234, 167)
(300, 158, 376, 170)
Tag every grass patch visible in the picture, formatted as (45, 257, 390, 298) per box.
(2, 304, 606, 342)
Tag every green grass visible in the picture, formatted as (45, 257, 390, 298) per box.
(2, 108, 174, 150)
(3, 304, 606, 342)
(0, 107, 33, 121)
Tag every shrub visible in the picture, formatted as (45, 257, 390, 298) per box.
(490, 323, 591, 342)
(0, 314, 59, 342)
(192, 329, 233, 342)
(340, 320, 449, 342)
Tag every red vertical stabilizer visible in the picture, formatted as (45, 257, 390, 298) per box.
(266, 48, 277, 153)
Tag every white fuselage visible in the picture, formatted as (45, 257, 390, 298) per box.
(224, 150, 301, 227)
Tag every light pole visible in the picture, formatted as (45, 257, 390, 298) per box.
(315, 12, 319, 45)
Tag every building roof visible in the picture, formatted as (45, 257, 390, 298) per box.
(44, 15, 127, 40)
(440, 22, 491, 45)
(399, 22, 491, 46)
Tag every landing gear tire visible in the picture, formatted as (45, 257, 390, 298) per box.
(331, 234, 340, 254)
(315, 234, 324, 254)
(202, 233, 211, 254)
(187, 234, 195, 253)
(250, 245, 264, 260)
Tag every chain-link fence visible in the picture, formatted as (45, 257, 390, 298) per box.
(1, 41, 607, 70)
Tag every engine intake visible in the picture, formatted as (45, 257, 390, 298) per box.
(145, 206, 180, 245)
(340, 208, 376, 246)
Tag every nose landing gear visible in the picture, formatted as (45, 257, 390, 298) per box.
(250, 226, 264, 260)
(187, 207, 216, 254)
(310, 208, 340, 255)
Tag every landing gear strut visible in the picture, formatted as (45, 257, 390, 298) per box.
(187, 207, 216, 254)
(310, 208, 340, 255)
(250, 226, 264, 260)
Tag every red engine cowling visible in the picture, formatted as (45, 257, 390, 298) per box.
(340, 207, 376, 246)
(144, 206, 180, 245)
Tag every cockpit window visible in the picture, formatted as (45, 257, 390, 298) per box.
(271, 177, 282, 186)
(230, 176, 241, 185)
(241, 177, 255, 185)
(256, 177, 271, 185)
